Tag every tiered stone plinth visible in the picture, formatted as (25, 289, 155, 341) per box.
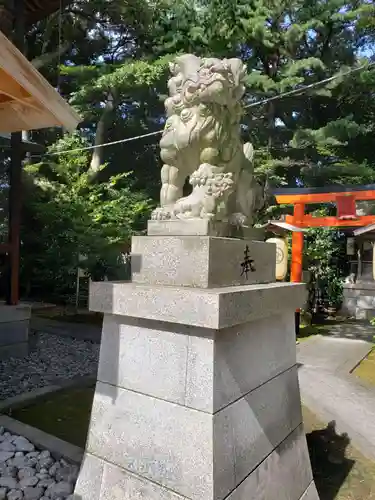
(74, 225, 319, 500)
(0, 303, 30, 359)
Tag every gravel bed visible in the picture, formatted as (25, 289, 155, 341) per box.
(0, 333, 99, 401)
(0, 425, 77, 500)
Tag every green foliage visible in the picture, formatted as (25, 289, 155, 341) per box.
(304, 212, 346, 309)
(69, 55, 173, 117)
(14, 0, 375, 301)
(21, 134, 152, 300)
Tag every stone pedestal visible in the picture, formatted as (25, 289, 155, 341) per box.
(341, 282, 375, 319)
(74, 233, 319, 500)
(0, 303, 30, 359)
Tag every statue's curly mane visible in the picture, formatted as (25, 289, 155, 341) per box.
(163, 55, 245, 166)
(165, 55, 246, 116)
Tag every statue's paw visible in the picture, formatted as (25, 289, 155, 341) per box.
(151, 207, 173, 220)
(173, 198, 191, 214)
(172, 194, 203, 218)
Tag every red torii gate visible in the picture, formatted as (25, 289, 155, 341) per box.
(273, 184, 375, 284)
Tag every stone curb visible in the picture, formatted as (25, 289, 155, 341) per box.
(0, 375, 96, 413)
(0, 415, 84, 464)
(349, 345, 374, 374)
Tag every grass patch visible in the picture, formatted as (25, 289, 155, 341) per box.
(303, 406, 375, 499)
(8, 386, 95, 449)
(352, 348, 375, 386)
(299, 323, 333, 341)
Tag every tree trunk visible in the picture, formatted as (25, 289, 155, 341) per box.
(31, 42, 70, 70)
(88, 92, 117, 180)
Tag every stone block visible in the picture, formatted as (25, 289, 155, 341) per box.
(74, 453, 104, 500)
(97, 314, 194, 405)
(0, 320, 29, 346)
(147, 220, 265, 240)
(89, 281, 306, 329)
(131, 236, 275, 288)
(356, 307, 369, 320)
(87, 382, 214, 500)
(357, 295, 375, 309)
(147, 219, 230, 237)
(340, 297, 356, 316)
(0, 304, 31, 323)
(226, 424, 312, 500)
(97, 312, 296, 412)
(86, 366, 301, 500)
(222, 366, 302, 486)
(0, 304, 30, 359)
(188, 312, 296, 412)
(100, 461, 188, 500)
(300, 482, 320, 500)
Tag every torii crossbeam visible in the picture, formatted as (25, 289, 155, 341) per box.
(274, 184, 375, 284)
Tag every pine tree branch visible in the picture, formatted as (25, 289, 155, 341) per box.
(31, 41, 70, 70)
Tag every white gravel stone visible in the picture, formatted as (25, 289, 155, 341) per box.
(35, 460, 53, 474)
(33, 476, 46, 483)
(36, 479, 54, 490)
(0, 453, 14, 463)
(19, 477, 39, 490)
(23, 486, 44, 500)
(0, 476, 17, 489)
(45, 481, 72, 499)
(0, 333, 99, 400)
(13, 439, 34, 454)
(7, 490, 23, 500)
(0, 443, 15, 453)
(0, 428, 79, 500)
(45, 465, 58, 479)
(0, 467, 16, 478)
(7, 458, 34, 470)
(18, 469, 35, 480)
(55, 467, 78, 484)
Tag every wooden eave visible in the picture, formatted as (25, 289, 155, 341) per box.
(0, 30, 80, 133)
(25, 0, 71, 25)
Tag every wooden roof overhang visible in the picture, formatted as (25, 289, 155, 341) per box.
(0, 29, 80, 132)
(24, 0, 71, 24)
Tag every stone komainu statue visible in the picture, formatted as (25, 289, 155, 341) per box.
(152, 54, 268, 227)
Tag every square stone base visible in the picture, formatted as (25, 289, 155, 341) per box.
(131, 236, 276, 288)
(75, 280, 317, 500)
(0, 303, 31, 359)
